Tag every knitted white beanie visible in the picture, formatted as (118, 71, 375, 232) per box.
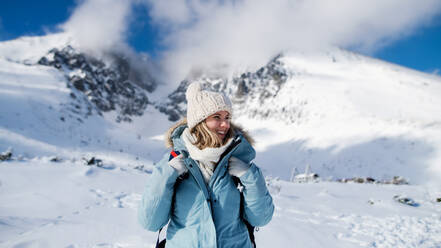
(186, 82, 233, 130)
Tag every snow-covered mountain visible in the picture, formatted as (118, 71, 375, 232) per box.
(1, 33, 441, 247)
(0, 33, 167, 162)
(37, 45, 153, 123)
(159, 49, 441, 184)
(2, 32, 441, 182)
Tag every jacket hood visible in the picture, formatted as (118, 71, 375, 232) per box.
(165, 118, 255, 149)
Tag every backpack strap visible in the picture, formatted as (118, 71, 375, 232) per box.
(155, 153, 189, 248)
(232, 176, 257, 248)
(155, 227, 166, 248)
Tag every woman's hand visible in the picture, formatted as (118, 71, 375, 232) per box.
(168, 151, 188, 175)
(228, 156, 251, 177)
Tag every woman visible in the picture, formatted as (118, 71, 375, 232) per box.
(138, 83, 274, 248)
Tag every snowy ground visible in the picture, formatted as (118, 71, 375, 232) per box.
(1, 160, 441, 248)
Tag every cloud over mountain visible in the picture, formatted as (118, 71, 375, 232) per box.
(61, 0, 441, 83)
(60, 0, 134, 53)
(146, 0, 441, 82)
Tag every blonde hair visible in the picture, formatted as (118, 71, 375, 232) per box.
(165, 118, 255, 149)
(190, 121, 235, 150)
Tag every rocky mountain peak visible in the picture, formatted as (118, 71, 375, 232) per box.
(157, 53, 292, 122)
(38, 46, 155, 122)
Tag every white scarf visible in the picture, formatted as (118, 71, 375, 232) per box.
(182, 128, 233, 184)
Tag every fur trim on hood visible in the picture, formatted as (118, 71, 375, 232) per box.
(165, 118, 255, 148)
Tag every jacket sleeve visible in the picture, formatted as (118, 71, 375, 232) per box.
(239, 162, 274, 227)
(138, 154, 179, 231)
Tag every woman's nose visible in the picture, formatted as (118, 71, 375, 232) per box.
(220, 119, 230, 128)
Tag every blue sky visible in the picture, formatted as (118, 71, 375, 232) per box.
(1, 0, 440, 75)
(375, 17, 441, 74)
(0, 0, 161, 54)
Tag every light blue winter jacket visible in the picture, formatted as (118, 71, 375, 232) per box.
(138, 123, 274, 248)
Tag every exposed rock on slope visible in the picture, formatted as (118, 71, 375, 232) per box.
(157, 54, 292, 122)
(38, 46, 154, 122)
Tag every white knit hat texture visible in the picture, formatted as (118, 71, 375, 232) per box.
(186, 82, 233, 130)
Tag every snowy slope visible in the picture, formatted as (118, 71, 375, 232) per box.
(0, 34, 168, 165)
(236, 49, 441, 185)
(1, 34, 441, 248)
(157, 49, 441, 184)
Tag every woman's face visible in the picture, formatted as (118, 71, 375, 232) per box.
(205, 111, 231, 141)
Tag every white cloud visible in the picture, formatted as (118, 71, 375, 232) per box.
(145, 0, 441, 83)
(60, 0, 441, 84)
(60, 0, 134, 53)
(146, 0, 193, 28)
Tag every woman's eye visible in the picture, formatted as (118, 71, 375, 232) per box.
(213, 116, 221, 119)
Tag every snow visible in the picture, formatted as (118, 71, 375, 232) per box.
(263, 180, 441, 248)
(0, 160, 153, 248)
(2, 161, 440, 247)
(1, 34, 441, 247)
(234, 49, 441, 185)
(0, 33, 74, 64)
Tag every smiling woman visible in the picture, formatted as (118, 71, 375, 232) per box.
(138, 82, 274, 248)
(205, 111, 231, 141)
